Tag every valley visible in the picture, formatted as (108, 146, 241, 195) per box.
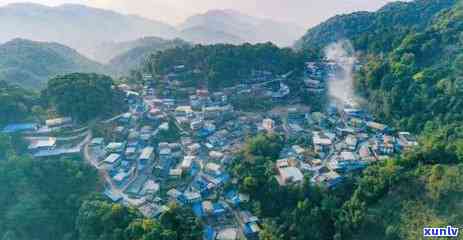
(1, 0, 463, 240)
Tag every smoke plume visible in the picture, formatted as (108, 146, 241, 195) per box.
(324, 40, 360, 107)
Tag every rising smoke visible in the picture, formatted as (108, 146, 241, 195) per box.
(324, 40, 361, 108)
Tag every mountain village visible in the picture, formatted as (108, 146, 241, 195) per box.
(2, 59, 418, 240)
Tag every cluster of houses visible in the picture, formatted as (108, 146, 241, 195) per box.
(86, 83, 265, 240)
(259, 104, 418, 189)
(98, 62, 418, 239)
(1, 60, 419, 240)
(2, 116, 87, 158)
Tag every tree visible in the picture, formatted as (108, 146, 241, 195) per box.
(45, 73, 127, 123)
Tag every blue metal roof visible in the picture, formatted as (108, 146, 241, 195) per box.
(203, 226, 215, 240)
(2, 123, 37, 133)
(192, 202, 204, 218)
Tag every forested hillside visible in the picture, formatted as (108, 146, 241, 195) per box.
(108, 37, 189, 76)
(245, 1, 463, 239)
(0, 39, 105, 89)
(143, 43, 304, 90)
(296, 0, 456, 54)
(0, 81, 38, 125)
(43, 73, 127, 123)
(356, 1, 463, 131)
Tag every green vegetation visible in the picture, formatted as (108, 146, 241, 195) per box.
(296, 0, 456, 55)
(143, 43, 304, 90)
(108, 37, 189, 76)
(44, 73, 127, 123)
(0, 81, 38, 126)
(232, 128, 463, 240)
(0, 39, 105, 89)
(355, 1, 463, 131)
(0, 134, 100, 240)
(0, 134, 202, 240)
(77, 201, 202, 240)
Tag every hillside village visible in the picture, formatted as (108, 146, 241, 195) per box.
(2, 59, 418, 240)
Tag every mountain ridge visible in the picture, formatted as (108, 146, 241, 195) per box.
(0, 38, 106, 89)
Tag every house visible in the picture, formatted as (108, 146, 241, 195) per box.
(225, 190, 249, 206)
(181, 155, 195, 171)
(240, 210, 260, 238)
(140, 180, 160, 196)
(330, 151, 365, 172)
(366, 121, 389, 133)
(345, 135, 358, 151)
(90, 138, 105, 147)
(105, 142, 126, 154)
(262, 118, 275, 132)
(45, 117, 72, 128)
(104, 189, 122, 202)
(311, 168, 342, 188)
(28, 137, 57, 152)
(358, 145, 375, 162)
(205, 162, 222, 176)
(209, 151, 224, 161)
(139, 147, 154, 166)
(2, 123, 38, 134)
(191, 120, 204, 130)
(342, 108, 365, 120)
(187, 143, 201, 155)
(113, 167, 135, 186)
(169, 169, 183, 178)
(216, 228, 239, 240)
(180, 191, 201, 204)
(313, 131, 332, 154)
(125, 147, 138, 160)
(292, 145, 306, 157)
(276, 166, 304, 186)
(104, 154, 121, 165)
(175, 106, 193, 117)
(202, 201, 214, 215)
(398, 132, 418, 149)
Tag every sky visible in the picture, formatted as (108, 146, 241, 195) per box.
(0, 0, 400, 26)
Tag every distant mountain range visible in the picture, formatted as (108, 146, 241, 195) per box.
(0, 3, 305, 62)
(178, 9, 306, 47)
(0, 38, 105, 89)
(0, 3, 178, 62)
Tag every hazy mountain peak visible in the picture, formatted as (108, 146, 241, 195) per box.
(179, 8, 305, 46)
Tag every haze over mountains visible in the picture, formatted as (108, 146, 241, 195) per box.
(178, 9, 306, 47)
(0, 3, 305, 62)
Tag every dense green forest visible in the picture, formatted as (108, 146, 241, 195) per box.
(0, 39, 105, 89)
(296, 0, 456, 55)
(142, 43, 305, 90)
(0, 81, 39, 125)
(0, 134, 100, 240)
(355, 1, 463, 132)
(43, 73, 127, 123)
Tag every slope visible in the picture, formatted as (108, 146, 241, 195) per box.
(0, 38, 106, 89)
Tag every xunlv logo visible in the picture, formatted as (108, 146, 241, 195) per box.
(423, 226, 459, 237)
